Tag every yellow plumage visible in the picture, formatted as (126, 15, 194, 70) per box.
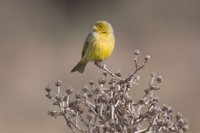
(71, 21, 115, 73)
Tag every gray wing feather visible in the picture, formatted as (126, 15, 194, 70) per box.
(81, 33, 93, 57)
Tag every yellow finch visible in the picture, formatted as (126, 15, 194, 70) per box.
(71, 21, 115, 73)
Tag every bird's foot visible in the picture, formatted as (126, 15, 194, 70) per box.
(95, 61, 105, 69)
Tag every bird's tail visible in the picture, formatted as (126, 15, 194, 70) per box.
(71, 61, 87, 73)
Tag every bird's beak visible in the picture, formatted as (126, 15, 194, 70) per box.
(92, 25, 97, 31)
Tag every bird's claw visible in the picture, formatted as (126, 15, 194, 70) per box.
(95, 61, 105, 69)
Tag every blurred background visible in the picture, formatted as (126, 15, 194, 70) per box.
(0, 0, 199, 132)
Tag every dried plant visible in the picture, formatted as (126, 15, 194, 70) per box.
(45, 50, 189, 133)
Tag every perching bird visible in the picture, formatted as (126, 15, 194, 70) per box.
(71, 21, 115, 73)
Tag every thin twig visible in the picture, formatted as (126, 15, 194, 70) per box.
(95, 61, 123, 81)
(63, 114, 84, 133)
(122, 64, 146, 84)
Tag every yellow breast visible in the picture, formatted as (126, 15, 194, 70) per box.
(90, 32, 115, 61)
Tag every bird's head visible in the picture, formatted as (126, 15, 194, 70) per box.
(92, 21, 113, 34)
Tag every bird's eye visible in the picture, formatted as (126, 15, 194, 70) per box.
(99, 25, 102, 28)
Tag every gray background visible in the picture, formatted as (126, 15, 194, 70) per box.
(0, 0, 199, 133)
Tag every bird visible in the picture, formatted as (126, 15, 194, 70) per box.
(71, 20, 115, 73)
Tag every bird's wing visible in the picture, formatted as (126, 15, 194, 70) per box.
(81, 33, 93, 57)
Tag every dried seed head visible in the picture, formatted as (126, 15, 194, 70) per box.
(139, 99, 145, 105)
(75, 92, 82, 99)
(66, 87, 73, 94)
(133, 49, 140, 55)
(150, 85, 157, 90)
(102, 71, 108, 76)
(55, 95, 62, 102)
(151, 72, 156, 77)
(115, 71, 122, 77)
(75, 105, 83, 113)
(87, 114, 93, 121)
(182, 122, 189, 131)
(53, 101, 59, 106)
(135, 76, 140, 81)
(46, 94, 52, 99)
(82, 87, 89, 93)
(98, 78, 106, 85)
(144, 89, 150, 94)
(110, 84, 116, 91)
(89, 81, 95, 86)
(87, 93, 93, 98)
(126, 83, 132, 88)
(108, 78, 116, 85)
(153, 96, 159, 102)
(94, 87, 101, 94)
(48, 110, 57, 117)
(156, 75, 163, 83)
(45, 85, 51, 92)
(163, 119, 172, 128)
(55, 80, 62, 87)
(176, 112, 183, 120)
(153, 106, 161, 113)
(144, 55, 151, 62)
(63, 95, 67, 101)
(162, 104, 172, 113)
